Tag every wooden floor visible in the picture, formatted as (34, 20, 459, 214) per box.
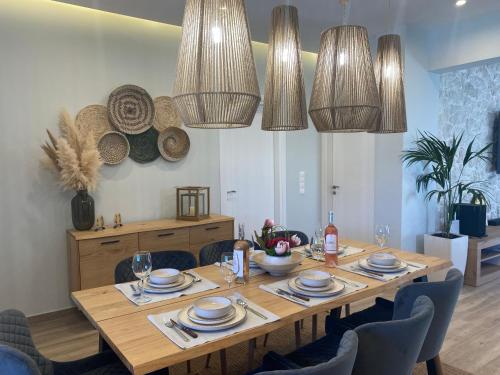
(28, 278, 500, 375)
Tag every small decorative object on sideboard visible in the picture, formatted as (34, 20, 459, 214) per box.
(94, 215, 105, 231)
(176, 186, 210, 221)
(40, 109, 102, 231)
(113, 213, 123, 228)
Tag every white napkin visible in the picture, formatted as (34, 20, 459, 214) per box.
(259, 275, 367, 307)
(148, 293, 280, 349)
(338, 260, 428, 282)
(115, 271, 220, 305)
(297, 245, 365, 261)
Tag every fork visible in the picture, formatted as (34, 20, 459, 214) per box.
(164, 318, 190, 342)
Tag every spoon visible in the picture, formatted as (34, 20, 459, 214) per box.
(236, 299, 267, 320)
(164, 318, 190, 342)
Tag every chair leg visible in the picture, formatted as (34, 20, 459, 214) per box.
(186, 360, 191, 373)
(220, 349, 228, 375)
(294, 321, 301, 348)
(247, 338, 256, 371)
(331, 307, 342, 319)
(263, 333, 269, 347)
(312, 314, 318, 341)
(345, 304, 351, 317)
(301, 319, 304, 329)
(426, 355, 444, 375)
(205, 353, 212, 368)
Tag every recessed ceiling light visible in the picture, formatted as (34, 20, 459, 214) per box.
(455, 0, 467, 7)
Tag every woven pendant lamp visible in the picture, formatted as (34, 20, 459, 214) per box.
(309, 25, 381, 133)
(173, 0, 261, 129)
(262, 5, 308, 131)
(370, 34, 407, 133)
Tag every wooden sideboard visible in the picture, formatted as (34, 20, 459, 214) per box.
(67, 215, 234, 291)
(465, 226, 500, 286)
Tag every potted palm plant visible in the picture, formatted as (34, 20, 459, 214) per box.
(402, 132, 491, 277)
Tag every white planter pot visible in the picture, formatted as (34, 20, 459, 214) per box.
(424, 233, 468, 281)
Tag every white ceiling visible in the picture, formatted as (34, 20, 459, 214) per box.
(56, 0, 500, 52)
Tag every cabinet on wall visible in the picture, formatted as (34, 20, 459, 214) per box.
(67, 215, 234, 291)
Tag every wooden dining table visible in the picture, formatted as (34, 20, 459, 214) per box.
(71, 239, 451, 375)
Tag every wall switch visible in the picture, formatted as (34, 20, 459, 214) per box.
(299, 171, 305, 194)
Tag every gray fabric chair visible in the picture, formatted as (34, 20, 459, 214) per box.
(0, 345, 41, 375)
(199, 240, 253, 266)
(326, 268, 463, 374)
(259, 296, 434, 375)
(0, 309, 131, 375)
(253, 331, 358, 375)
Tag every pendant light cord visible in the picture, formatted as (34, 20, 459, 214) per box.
(386, 0, 391, 34)
(340, 0, 351, 25)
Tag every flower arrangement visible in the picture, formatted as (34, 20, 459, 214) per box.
(254, 219, 302, 257)
(41, 109, 102, 192)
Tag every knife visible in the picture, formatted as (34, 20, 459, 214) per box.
(276, 289, 308, 305)
(170, 319, 198, 339)
(277, 288, 310, 302)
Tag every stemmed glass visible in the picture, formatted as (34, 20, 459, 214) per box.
(310, 234, 324, 261)
(220, 252, 239, 288)
(132, 251, 152, 304)
(375, 225, 390, 249)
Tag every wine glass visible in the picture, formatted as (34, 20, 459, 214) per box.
(310, 234, 324, 261)
(132, 251, 152, 304)
(220, 252, 239, 288)
(375, 224, 390, 249)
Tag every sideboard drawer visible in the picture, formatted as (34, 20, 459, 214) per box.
(139, 228, 190, 252)
(79, 234, 138, 289)
(190, 221, 233, 248)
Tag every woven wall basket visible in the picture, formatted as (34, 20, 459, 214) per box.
(107, 85, 154, 135)
(158, 127, 190, 162)
(126, 127, 160, 164)
(153, 96, 182, 132)
(75, 104, 113, 142)
(97, 131, 130, 165)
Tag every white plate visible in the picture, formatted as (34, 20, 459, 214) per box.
(178, 304, 247, 332)
(292, 277, 334, 292)
(288, 278, 345, 297)
(146, 274, 186, 288)
(299, 270, 331, 287)
(358, 259, 408, 273)
(144, 275, 193, 294)
(187, 305, 236, 325)
(366, 258, 402, 269)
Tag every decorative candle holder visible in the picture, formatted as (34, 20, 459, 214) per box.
(176, 186, 210, 221)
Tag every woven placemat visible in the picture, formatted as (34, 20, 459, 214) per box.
(75, 104, 113, 142)
(158, 127, 190, 162)
(107, 84, 154, 135)
(126, 127, 160, 163)
(97, 131, 130, 165)
(153, 96, 182, 131)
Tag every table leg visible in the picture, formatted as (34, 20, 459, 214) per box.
(345, 304, 351, 316)
(294, 321, 301, 348)
(414, 275, 429, 283)
(248, 338, 256, 371)
(186, 360, 191, 373)
(220, 349, 228, 375)
(205, 353, 212, 368)
(98, 334, 110, 352)
(331, 307, 342, 319)
(263, 333, 269, 347)
(312, 314, 318, 341)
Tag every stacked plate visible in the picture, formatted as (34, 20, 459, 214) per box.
(177, 296, 247, 332)
(287, 270, 345, 298)
(143, 269, 194, 294)
(358, 253, 408, 273)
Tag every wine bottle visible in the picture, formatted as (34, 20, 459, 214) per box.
(324, 211, 338, 267)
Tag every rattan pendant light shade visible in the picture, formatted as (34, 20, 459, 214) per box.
(173, 0, 261, 129)
(370, 34, 407, 133)
(309, 25, 381, 132)
(262, 5, 307, 131)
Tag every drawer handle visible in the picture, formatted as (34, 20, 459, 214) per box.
(101, 240, 120, 245)
(158, 233, 175, 238)
(205, 226, 220, 231)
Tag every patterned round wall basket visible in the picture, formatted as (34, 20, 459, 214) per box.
(97, 131, 130, 165)
(107, 85, 155, 135)
(158, 127, 190, 162)
(153, 96, 182, 131)
(75, 104, 113, 142)
(126, 127, 160, 164)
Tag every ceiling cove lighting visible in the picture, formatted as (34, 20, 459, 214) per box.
(308, 25, 381, 132)
(370, 34, 407, 133)
(172, 0, 261, 129)
(262, 5, 308, 131)
(455, 0, 467, 7)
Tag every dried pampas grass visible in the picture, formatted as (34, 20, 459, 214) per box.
(41, 109, 102, 191)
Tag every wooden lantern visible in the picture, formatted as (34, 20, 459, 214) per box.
(176, 186, 210, 221)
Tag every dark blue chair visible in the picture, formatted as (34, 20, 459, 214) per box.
(199, 240, 253, 266)
(0, 309, 130, 375)
(258, 296, 434, 375)
(114, 250, 197, 284)
(253, 330, 358, 375)
(325, 268, 463, 375)
(254, 231, 308, 250)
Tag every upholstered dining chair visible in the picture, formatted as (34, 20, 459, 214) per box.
(0, 309, 133, 375)
(252, 330, 358, 375)
(199, 239, 253, 266)
(256, 296, 434, 375)
(325, 268, 463, 375)
(114, 250, 197, 284)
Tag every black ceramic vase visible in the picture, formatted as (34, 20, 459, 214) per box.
(71, 189, 95, 231)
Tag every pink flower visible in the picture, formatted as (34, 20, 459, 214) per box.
(290, 234, 301, 247)
(263, 218, 275, 229)
(275, 240, 290, 255)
